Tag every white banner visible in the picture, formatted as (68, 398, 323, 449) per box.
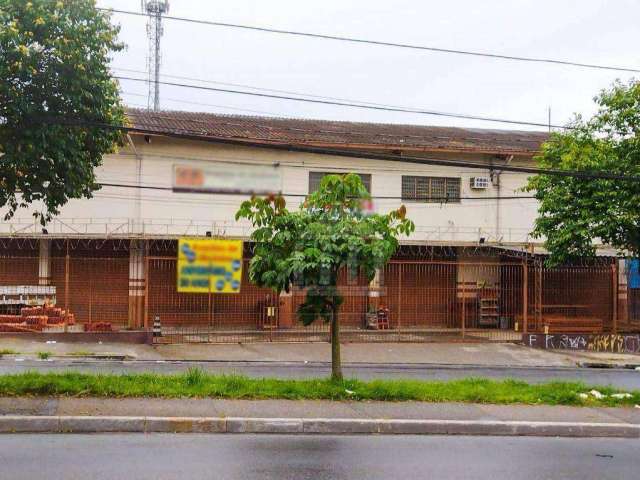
(173, 163, 282, 195)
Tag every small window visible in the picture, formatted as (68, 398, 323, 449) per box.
(309, 172, 372, 194)
(401, 176, 461, 203)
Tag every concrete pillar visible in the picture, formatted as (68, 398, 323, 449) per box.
(368, 268, 383, 310)
(38, 239, 51, 286)
(278, 290, 294, 328)
(128, 240, 146, 329)
(618, 259, 628, 324)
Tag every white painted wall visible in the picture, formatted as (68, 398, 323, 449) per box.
(0, 135, 540, 244)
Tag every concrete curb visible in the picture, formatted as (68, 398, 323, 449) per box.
(5, 357, 627, 371)
(5, 355, 639, 370)
(0, 416, 638, 437)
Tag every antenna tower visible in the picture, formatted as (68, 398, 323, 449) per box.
(141, 0, 169, 111)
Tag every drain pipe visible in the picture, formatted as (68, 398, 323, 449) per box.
(494, 168, 501, 241)
(493, 155, 514, 242)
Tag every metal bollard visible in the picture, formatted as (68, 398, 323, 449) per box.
(153, 315, 162, 337)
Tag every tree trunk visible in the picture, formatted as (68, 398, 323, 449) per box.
(330, 303, 343, 381)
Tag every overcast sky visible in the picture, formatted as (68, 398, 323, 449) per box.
(98, 0, 639, 132)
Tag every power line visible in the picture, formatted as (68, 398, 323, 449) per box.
(93, 194, 537, 213)
(30, 116, 638, 182)
(120, 90, 281, 116)
(124, 101, 151, 109)
(111, 149, 525, 176)
(99, 181, 535, 201)
(123, 109, 546, 147)
(116, 75, 567, 129)
(122, 110, 547, 153)
(100, 7, 640, 74)
(93, 193, 537, 210)
(114, 67, 449, 111)
(116, 68, 561, 133)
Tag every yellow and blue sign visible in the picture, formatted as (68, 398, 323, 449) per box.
(177, 238, 243, 293)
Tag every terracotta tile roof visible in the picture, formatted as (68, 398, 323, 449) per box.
(126, 108, 548, 155)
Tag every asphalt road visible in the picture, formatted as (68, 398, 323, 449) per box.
(0, 434, 637, 480)
(1, 358, 640, 388)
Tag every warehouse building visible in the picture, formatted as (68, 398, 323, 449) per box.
(0, 110, 635, 342)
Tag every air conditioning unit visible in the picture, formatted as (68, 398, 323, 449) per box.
(470, 177, 490, 189)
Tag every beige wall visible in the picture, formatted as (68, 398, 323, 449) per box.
(0, 135, 540, 244)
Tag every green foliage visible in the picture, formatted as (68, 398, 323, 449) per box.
(0, 348, 18, 355)
(0, 0, 125, 223)
(0, 372, 638, 407)
(185, 367, 206, 387)
(526, 80, 640, 265)
(236, 173, 415, 325)
(36, 351, 51, 360)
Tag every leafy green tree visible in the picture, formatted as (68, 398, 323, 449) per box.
(236, 173, 414, 380)
(526, 80, 640, 265)
(0, 0, 125, 222)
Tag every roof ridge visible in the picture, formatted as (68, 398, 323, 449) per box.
(125, 108, 548, 136)
(125, 108, 548, 154)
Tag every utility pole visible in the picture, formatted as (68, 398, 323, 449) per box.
(142, 1, 169, 111)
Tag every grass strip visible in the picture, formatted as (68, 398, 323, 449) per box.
(0, 369, 638, 407)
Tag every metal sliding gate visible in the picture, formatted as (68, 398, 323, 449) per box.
(145, 257, 620, 344)
(381, 261, 525, 341)
(0, 246, 627, 342)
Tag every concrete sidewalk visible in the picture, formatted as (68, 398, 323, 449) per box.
(2, 337, 640, 367)
(2, 397, 639, 423)
(1, 397, 639, 437)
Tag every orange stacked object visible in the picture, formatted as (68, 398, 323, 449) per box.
(0, 304, 77, 332)
(24, 316, 47, 326)
(0, 315, 20, 324)
(84, 322, 112, 332)
(20, 306, 43, 316)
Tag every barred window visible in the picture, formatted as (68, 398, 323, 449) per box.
(309, 172, 372, 194)
(401, 176, 461, 202)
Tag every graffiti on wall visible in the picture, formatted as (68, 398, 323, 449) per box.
(524, 333, 640, 354)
